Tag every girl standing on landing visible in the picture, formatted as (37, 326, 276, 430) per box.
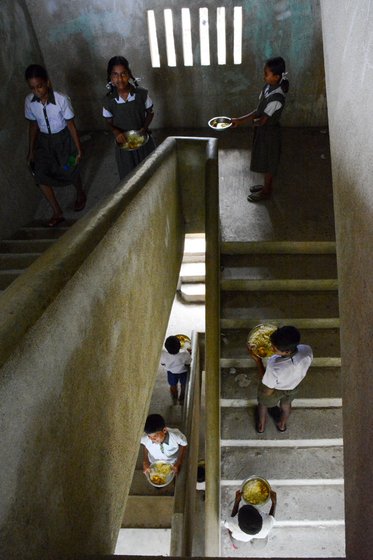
(25, 64, 86, 227)
(103, 56, 156, 180)
(231, 57, 289, 202)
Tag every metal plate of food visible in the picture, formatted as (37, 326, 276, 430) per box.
(146, 461, 175, 487)
(119, 130, 149, 151)
(208, 116, 232, 130)
(241, 475, 271, 506)
(175, 334, 191, 350)
(247, 323, 278, 358)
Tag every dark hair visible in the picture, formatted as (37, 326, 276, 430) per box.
(270, 325, 301, 353)
(165, 336, 181, 355)
(238, 505, 263, 535)
(106, 55, 138, 89)
(25, 64, 48, 82)
(144, 414, 166, 434)
(265, 56, 289, 93)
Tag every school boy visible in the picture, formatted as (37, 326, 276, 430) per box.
(141, 414, 188, 475)
(250, 326, 313, 433)
(160, 335, 191, 404)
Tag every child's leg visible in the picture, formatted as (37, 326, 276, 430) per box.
(262, 172, 273, 195)
(73, 175, 86, 211)
(178, 371, 188, 404)
(278, 401, 292, 430)
(40, 184, 64, 224)
(167, 371, 178, 404)
(257, 403, 267, 432)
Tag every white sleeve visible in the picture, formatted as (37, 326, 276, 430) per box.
(24, 96, 36, 121)
(173, 429, 188, 446)
(103, 107, 113, 118)
(145, 95, 153, 110)
(264, 100, 282, 116)
(59, 94, 75, 120)
(261, 359, 277, 389)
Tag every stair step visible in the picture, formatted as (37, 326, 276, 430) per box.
(122, 495, 174, 528)
(129, 470, 175, 496)
(221, 357, 341, 368)
(221, 483, 344, 522)
(0, 270, 24, 289)
(180, 283, 205, 302)
(220, 328, 340, 359)
(221, 278, 338, 291)
(221, 445, 344, 480)
(221, 525, 345, 557)
(221, 253, 337, 279)
(221, 407, 343, 440)
(0, 253, 41, 269)
(11, 227, 69, 240)
(221, 291, 340, 319)
(221, 317, 340, 329)
(221, 367, 342, 399)
(221, 241, 336, 255)
(183, 235, 205, 262)
(180, 262, 205, 282)
(0, 239, 56, 253)
(115, 528, 171, 555)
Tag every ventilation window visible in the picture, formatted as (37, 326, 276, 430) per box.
(147, 7, 243, 68)
(233, 6, 243, 64)
(199, 7, 210, 66)
(164, 9, 177, 67)
(181, 8, 193, 66)
(147, 10, 160, 68)
(216, 7, 226, 65)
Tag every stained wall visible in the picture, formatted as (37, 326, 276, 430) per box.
(320, 1, 373, 558)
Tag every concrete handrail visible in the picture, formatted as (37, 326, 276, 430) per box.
(0, 138, 177, 367)
(170, 330, 201, 557)
(204, 141, 221, 556)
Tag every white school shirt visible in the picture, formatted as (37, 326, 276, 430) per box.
(102, 91, 153, 118)
(262, 344, 313, 390)
(141, 428, 188, 464)
(25, 90, 74, 133)
(160, 349, 191, 374)
(224, 513, 274, 542)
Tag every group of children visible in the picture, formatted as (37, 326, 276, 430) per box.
(24, 54, 289, 227)
(24, 56, 155, 227)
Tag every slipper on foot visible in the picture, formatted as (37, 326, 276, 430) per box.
(249, 184, 264, 193)
(247, 191, 270, 202)
(47, 215, 65, 228)
(276, 423, 287, 432)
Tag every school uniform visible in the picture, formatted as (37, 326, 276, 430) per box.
(250, 83, 287, 175)
(25, 90, 80, 187)
(140, 428, 188, 464)
(102, 86, 156, 179)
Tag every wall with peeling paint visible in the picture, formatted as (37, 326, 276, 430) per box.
(23, 0, 326, 129)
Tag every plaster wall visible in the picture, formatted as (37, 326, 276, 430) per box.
(320, 2, 373, 558)
(0, 152, 184, 558)
(0, 0, 43, 238)
(24, 0, 326, 129)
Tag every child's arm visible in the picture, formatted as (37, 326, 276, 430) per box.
(27, 121, 39, 163)
(231, 489, 242, 517)
(247, 346, 266, 377)
(172, 444, 187, 474)
(269, 490, 277, 517)
(231, 110, 257, 127)
(66, 119, 83, 162)
(140, 108, 154, 135)
(142, 446, 151, 474)
(104, 118, 128, 145)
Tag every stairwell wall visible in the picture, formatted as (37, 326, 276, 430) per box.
(0, 148, 185, 558)
(320, 2, 373, 559)
(0, 0, 43, 239)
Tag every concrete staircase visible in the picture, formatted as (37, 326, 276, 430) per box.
(0, 222, 73, 293)
(179, 234, 205, 303)
(219, 241, 345, 557)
